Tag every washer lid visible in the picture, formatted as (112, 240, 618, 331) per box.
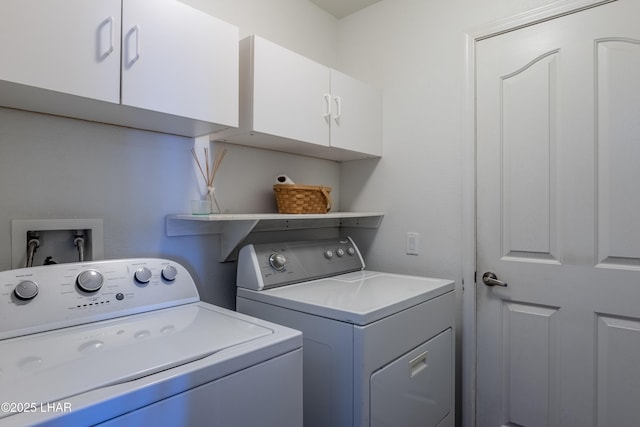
(237, 271, 454, 325)
(0, 303, 273, 413)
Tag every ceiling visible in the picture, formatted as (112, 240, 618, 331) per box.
(309, 0, 382, 19)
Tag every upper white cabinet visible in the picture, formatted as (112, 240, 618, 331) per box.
(329, 69, 382, 156)
(0, 0, 122, 103)
(250, 35, 331, 151)
(121, 0, 238, 128)
(0, 0, 238, 137)
(211, 35, 382, 161)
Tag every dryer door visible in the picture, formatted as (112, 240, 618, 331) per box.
(370, 328, 453, 427)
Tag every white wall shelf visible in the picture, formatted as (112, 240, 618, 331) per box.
(165, 212, 383, 261)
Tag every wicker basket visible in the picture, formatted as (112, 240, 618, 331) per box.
(273, 184, 332, 214)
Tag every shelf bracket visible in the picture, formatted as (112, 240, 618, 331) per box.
(219, 220, 259, 261)
(165, 216, 258, 261)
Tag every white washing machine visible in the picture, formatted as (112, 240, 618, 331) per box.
(0, 258, 302, 427)
(236, 237, 455, 427)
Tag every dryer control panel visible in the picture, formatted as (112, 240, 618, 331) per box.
(236, 237, 365, 291)
(0, 258, 199, 340)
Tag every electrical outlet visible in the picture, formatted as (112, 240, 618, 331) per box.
(406, 232, 420, 255)
(11, 219, 104, 269)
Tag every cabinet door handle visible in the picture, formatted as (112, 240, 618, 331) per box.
(128, 25, 141, 66)
(98, 16, 114, 60)
(323, 94, 331, 119)
(133, 24, 141, 63)
(333, 96, 342, 121)
(106, 16, 114, 56)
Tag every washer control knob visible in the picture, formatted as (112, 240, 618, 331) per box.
(14, 280, 39, 300)
(134, 267, 153, 284)
(268, 253, 287, 271)
(347, 247, 356, 256)
(161, 265, 178, 281)
(77, 269, 104, 293)
(324, 250, 334, 259)
(336, 248, 345, 257)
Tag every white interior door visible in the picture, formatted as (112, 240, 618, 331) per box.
(476, 1, 640, 426)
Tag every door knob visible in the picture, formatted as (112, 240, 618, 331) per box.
(482, 272, 507, 287)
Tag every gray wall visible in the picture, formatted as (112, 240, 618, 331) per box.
(0, 0, 341, 308)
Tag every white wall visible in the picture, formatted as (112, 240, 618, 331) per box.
(179, 0, 338, 66)
(334, 0, 563, 425)
(337, 0, 562, 294)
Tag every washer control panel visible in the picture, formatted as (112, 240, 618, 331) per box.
(236, 237, 365, 290)
(0, 258, 199, 340)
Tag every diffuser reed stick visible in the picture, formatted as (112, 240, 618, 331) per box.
(191, 145, 226, 213)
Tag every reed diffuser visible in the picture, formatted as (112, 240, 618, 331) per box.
(191, 145, 226, 213)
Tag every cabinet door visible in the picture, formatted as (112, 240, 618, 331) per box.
(330, 70, 382, 157)
(251, 36, 331, 147)
(121, 0, 238, 126)
(0, 0, 120, 103)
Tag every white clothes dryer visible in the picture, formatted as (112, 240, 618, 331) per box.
(236, 237, 455, 427)
(0, 258, 302, 427)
